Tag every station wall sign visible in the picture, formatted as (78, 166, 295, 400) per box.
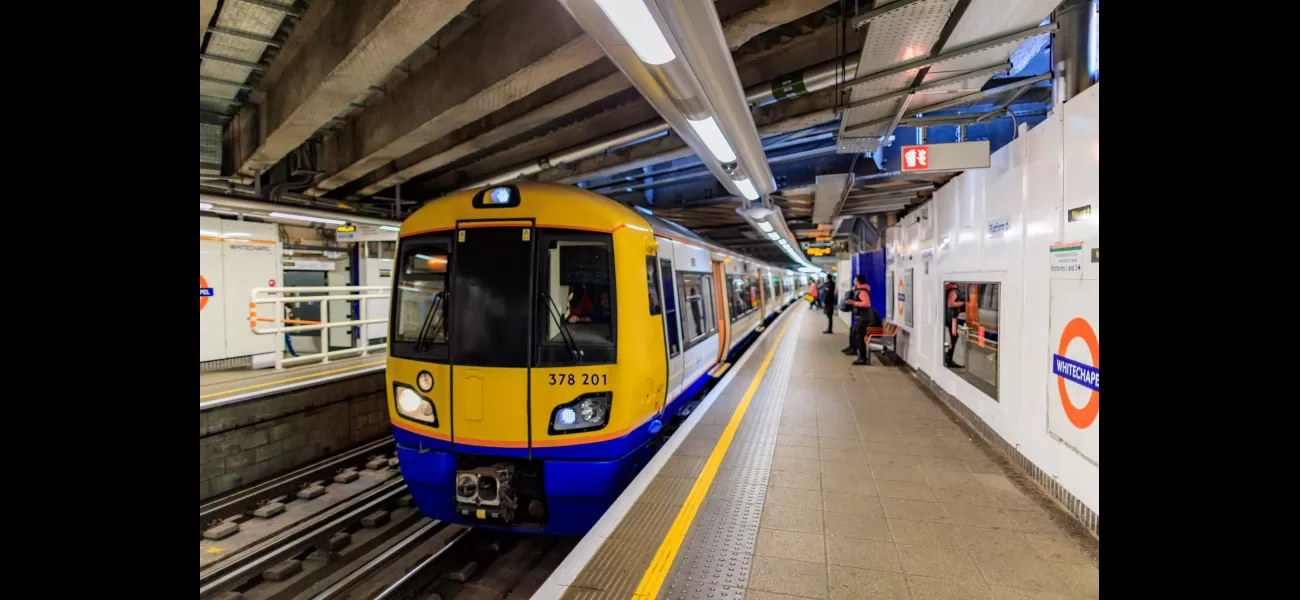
(337, 224, 398, 242)
(900, 140, 991, 172)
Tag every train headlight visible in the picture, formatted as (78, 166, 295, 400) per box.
(393, 383, 438, 426)
(550, 392, 611, 434)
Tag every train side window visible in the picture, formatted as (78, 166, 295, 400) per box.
(660, 257, 681, 357)
(645, 256, 662, 316)
(679, 272, 706, 348)
(729, 276, 745, 323)
(390, 234, 452, 362)
(535, 229, 616, 366)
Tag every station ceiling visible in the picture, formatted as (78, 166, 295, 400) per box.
(200, 0, 1064, 266)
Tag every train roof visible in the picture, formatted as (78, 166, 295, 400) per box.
(411, 182, 796, 274)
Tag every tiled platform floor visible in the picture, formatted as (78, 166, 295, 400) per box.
(558, 308, 1099, 600)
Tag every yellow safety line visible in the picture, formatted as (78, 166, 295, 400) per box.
(199, 360, 385, 400)
(632, 311, 798, 600)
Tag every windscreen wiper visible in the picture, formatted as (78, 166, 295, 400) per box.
(540, 291, 584, 363)
(414, 291, 444, 352)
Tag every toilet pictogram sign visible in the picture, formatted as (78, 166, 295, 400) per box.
(1051, 318, 1099, 429)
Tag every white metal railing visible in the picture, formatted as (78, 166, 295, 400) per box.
(249, 285, 390, 370)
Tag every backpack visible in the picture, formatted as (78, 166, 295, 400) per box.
(838, 290, 855, 313)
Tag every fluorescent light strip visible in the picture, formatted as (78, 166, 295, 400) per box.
(734, 177, 759, 201)
(766, 232, 780, 240)
(756, 221, 774, 233)
(200, 202, 213, 210)
(269, 211, 348, 226)
(379, 225, 401, 232)
(594, 0, 676, 65)
(687, 117, 737, 163)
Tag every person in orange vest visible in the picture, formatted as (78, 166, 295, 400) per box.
(807, 278, 821, 310)
(844, 275, 876, 365)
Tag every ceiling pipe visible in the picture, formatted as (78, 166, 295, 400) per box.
(744, 51, 861, 107)
(197, 182, 386, 216)
(595, 144, 839, 195)
(592, 126, 836, 190)
(200, 193, 402, 227)
(461, 122, 672, 190)
(559, 107, 839, 187)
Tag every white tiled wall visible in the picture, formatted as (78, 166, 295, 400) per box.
(886, 84, 1099, 515)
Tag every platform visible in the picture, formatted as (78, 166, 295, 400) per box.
(540, 309, 1099, 600)
(199, 353, 386, 408)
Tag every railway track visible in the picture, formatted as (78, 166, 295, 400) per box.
(199, 438, 575, 600)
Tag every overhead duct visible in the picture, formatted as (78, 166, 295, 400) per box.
(812, 174, 850, 225)
(463, 67, 849, 192)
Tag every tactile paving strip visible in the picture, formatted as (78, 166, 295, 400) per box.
(558, 310, 803, 600)
(657, 312, 804, 599)
(659, 579, 747, 600)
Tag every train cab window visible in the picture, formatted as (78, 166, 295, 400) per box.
(678, 272, 711, 348)
(536, 230, 616, 366)
(390, 234, 452, 362)
(942, 281, 1001, 401)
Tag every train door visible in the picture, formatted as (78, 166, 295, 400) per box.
(659, 250, 685, 402)
(711, 260, 729, 364)
(448, 223, 533, 452)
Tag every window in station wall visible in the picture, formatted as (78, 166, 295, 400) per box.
(942, 281, 1001, 400)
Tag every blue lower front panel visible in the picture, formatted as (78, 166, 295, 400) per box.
(396, 438, 655, 536)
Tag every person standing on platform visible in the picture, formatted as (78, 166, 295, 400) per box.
(943, 282, 967, 368)
(845, 275, 875, 365)
(819, 277, 837, 334)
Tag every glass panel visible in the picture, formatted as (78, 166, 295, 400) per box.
(729, 273, 762, 322)
(661, 258, 680, 357)
(942, 280, 1000, 400)
(450, 227, 531, 368)
(646, 256, 662, 316)
(546, 239, 613, 345)
(535, 229, 617, 367)
(390, 234, 452, 361)
(679, 273, 706, 346)
(702, 274, 716, 333)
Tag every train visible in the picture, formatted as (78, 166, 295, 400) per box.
(386, 182, 804, 535)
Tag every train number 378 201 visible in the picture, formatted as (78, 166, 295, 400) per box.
(548, 373, 608, 386)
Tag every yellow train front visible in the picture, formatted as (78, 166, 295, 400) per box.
(387, 182, 797, 535)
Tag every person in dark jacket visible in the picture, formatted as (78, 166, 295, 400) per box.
(844, 275, 875, 365)
(819, 278, 836, 334)
(943, 282, 966, 368)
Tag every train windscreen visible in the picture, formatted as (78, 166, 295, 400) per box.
(450, 226, 533, 368)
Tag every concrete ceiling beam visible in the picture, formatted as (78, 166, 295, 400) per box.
(722, 0, 838, 50)
(310, 0, 837, 198)
(306, 0, 600, 196)
(200, 0, 219, 48)
(238, 0, 475, 176)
